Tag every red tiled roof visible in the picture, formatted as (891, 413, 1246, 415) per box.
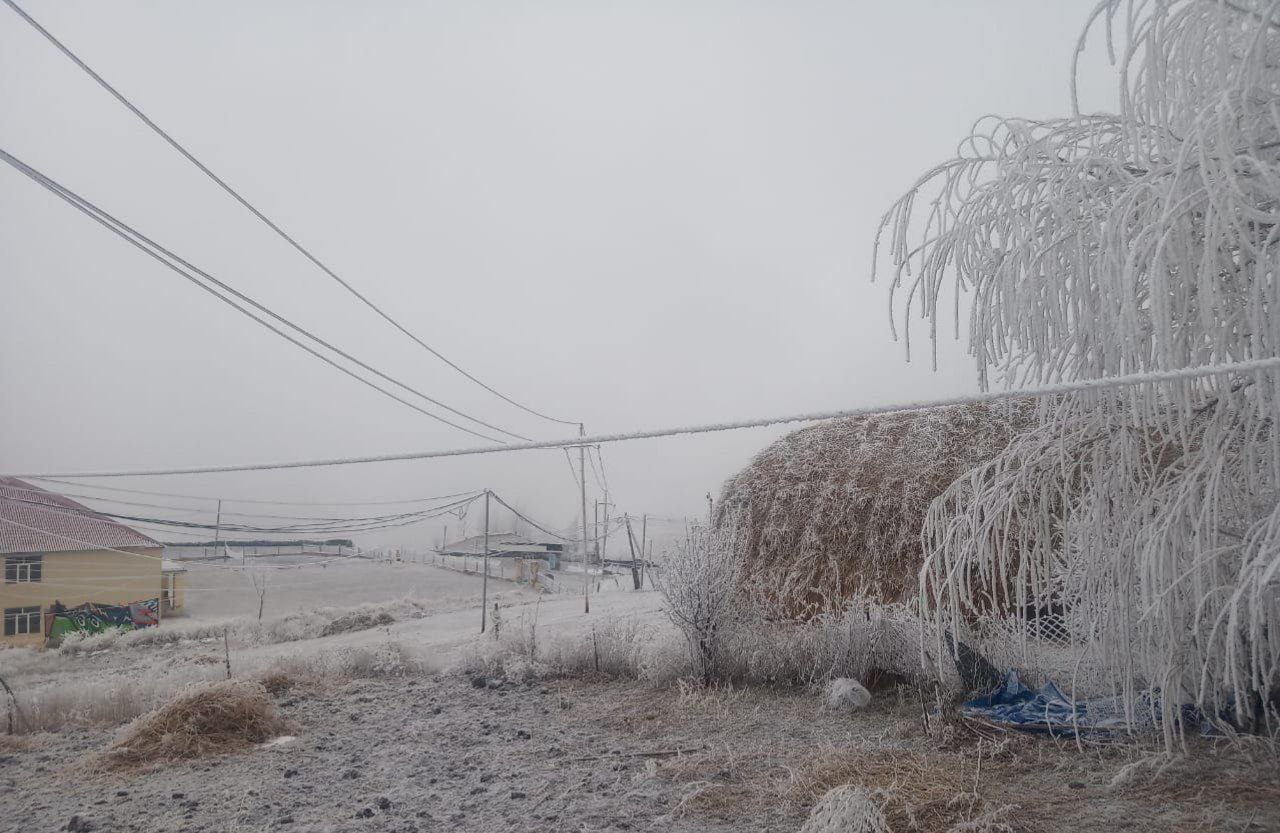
(0, 477, 161, 555)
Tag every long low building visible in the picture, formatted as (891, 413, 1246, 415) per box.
(0, 477, 179, 648)
(436, 532, 565, 568)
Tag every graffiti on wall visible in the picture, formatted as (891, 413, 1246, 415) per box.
(45, 598, 160, 639)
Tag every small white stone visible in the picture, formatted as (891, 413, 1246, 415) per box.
(826, 678, 872, 710)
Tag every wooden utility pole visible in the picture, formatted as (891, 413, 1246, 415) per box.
(639, 513, 648, 589)
(480, 490, 491, 633)
(213, 499, 223, 560)
(599, 487, 612, 568)
(624, 514, 641, 590)
(579, 424, 590, 614)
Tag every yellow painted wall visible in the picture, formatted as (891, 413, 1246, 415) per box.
(1, 548, 162, 648)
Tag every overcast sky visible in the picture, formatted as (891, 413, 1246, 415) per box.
(0, 1, 1116, 551)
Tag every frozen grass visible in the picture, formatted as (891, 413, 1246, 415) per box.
(10, 638, 434, 735)
(455, 615, 646, 683)
(101, 680, 286, 767)
(456, 595, 936, 701)
(56, 597, 430, 655)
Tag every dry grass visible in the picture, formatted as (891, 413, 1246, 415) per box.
(102, 680, 286, 767)
(718, 401, 1035, 616)
(0, 734, 36, 754)
(456, 616, 646, 683)
(781, 746, 969, 830)
(1107, 743, 1280, 801)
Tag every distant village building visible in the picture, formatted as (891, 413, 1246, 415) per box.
(0, 477, 182, 648)
(436, 533, 564, 569)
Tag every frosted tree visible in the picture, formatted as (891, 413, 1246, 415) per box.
(654, 516, 746, 684)
(877, 0, 1280, 743)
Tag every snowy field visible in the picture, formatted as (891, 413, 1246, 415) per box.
(175, 556, 535, 623)
(2, 562, 1276, 833)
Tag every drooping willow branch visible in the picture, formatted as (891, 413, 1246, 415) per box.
(877, 0, 1280, 744)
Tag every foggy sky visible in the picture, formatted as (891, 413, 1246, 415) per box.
(0, 1, 1116, 551)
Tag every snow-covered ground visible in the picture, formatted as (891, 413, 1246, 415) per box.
(2, 559, 1276, 833)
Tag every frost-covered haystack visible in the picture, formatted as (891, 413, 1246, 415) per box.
(718, 401, 1034, 616)
(879, 0, 1280, 740)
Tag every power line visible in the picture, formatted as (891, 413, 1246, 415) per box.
(11, 354, 1279, 480)
(588, 445, 611, 497)
(0, 147, 526, 443)
(2, 0, 576, 427)
(0, 492, 481, 536)
(1, 480, 481, 522)
(25, 477, 479, 508)
(487, 491, 572, 542)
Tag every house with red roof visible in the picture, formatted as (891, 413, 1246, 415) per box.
(0, 477, 170, 647)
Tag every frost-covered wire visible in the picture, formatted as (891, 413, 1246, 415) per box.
(9, 355, 1279, 479)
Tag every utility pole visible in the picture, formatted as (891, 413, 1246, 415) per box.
(624, 514, 641, 590)
(480, 490, 490, 633)
(213, 499, 224, 563)
(639, 513, 648, 589)
(706, 493, 713, 525)
(579, 424, 590, 614)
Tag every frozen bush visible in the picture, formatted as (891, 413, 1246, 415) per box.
(454, 615, 644, 682)
(798, 786, 892, 833)
(653, 516, 747, 685)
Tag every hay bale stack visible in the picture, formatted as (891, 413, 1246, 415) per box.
(719, 400, 1034, 616)
(105, 680, 285, 766)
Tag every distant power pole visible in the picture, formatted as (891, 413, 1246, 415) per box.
(213, 499, 224, 562)
(706, 493, 713, 524)
(480, 490, 491, 633)
(579, 424, 590, 614)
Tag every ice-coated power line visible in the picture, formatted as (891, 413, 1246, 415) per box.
(0, 148, 525, 444)
(0, 492, 481, 536)
(0, 480, 482, 522)
(26, 478, 479, 508)
(2, 0, 576, 427)
(487, 491, 573, 542)
(12, 354, 1280, 479)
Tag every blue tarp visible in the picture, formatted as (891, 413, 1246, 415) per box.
(964, 671, 1249, 735)
(961, 671, 1083, 729)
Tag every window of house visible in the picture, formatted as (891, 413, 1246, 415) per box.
(3, 606, 41, 637)
(4, 554, 42, 583)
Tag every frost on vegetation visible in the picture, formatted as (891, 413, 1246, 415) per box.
(56, 598, 425, 655)
(652, 511, 939, 689)
(798, 786, 892, 833)
(718, 401, 1035, 617)
(653, 514, 748, 685)
(103, 680, 285, 766)
(11, 638, 430, 735)
(877, 0, 1280, 742)
(455, 615, 645, 683)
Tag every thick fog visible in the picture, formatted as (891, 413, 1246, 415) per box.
(0, 1, 1114, 551)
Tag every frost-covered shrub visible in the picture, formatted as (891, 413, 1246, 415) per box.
(653, 517, 747, 684)
(454, 615, 645, 682)
(798, 786, 891, 833)
(56, 598, 428, 656)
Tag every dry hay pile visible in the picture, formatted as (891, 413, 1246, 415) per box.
(719, 401, 1035, 616)
(103, 680, 285, 767)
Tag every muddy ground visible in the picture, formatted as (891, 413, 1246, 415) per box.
(3, 671, 1277, 833)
